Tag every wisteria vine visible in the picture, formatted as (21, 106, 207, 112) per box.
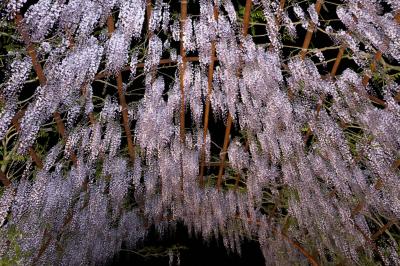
(0, 0, 399, 265)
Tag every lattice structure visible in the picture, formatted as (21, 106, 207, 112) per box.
(0, 0, 399, 265)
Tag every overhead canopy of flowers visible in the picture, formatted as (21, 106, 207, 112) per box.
(0, 0, 399, 265)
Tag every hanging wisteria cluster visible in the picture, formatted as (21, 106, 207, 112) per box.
(0, 0, 399, 265)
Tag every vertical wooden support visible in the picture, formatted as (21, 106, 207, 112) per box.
(179, 0, 188, 142)
(146, 0, 153, 34)
(301, 1, 325, 142)
(330, 45, 346, 77)
(177, 0, 188, 195)
(106, 16, 136, 163)
(15, 13, 76, 166)
(15, 14, 47, 85)
(299, 0, 323, 59)
(13, 14, 62, 169)
(242, 0, 253, 36)
(0, 171, 11, 186)
(199, 6, 219, 187)
(216, 0, 252, 191)
(304, 43, 344, 142)
(276, 0, 286, 24)
(216, 115, 233, 190)
(117, 73, 136, 162)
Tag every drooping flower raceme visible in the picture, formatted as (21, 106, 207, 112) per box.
(1, 1, 400, 265)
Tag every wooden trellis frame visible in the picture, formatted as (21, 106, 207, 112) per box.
(299, 1, 400, 252)
(2, 0, 397, 205)
(179, 0, 188, 143)
(15, 14, 78, 167)
(106, 16, 136, 163)
(216, 0, 253, 191)
(1, 1, 399, 265)
(199, 3, 219, 187)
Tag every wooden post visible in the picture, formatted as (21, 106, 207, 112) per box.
(199, 5, 219, 187)
(179, 0, 188, 142)
(299, 0, 323, 59)
(15, 13, 76, 166)
(0, 171, 11, 186)
(216, 0, 253, 191)
(106, 16, 136, 163)
(330, 45, 346, 77)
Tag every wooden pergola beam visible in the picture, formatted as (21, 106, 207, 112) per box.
(0, 171, 11, 187)
(300, 0, 323, 60)
(199, 5, 219, 187)
(179, 0, 188, 143)
(106, 16, 136, 163)
(216, 0, 253, 191)
(15, 13, 77, 167)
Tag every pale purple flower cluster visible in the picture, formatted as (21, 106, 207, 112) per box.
(0, 1, 399, 265)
